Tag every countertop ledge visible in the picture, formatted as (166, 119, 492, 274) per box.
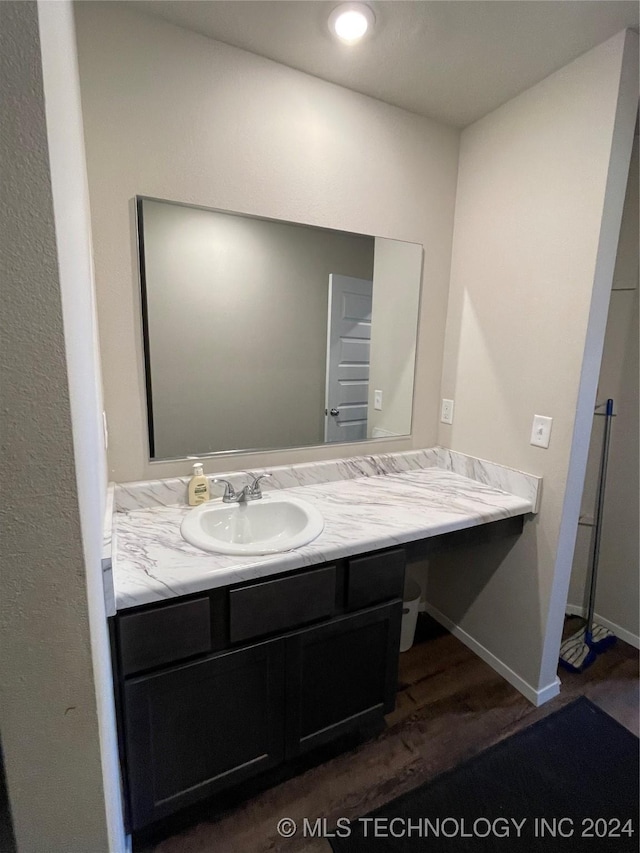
(110, 450, 540, 612)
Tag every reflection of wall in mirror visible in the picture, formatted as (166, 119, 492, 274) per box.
(142, 199, 374, 458)
(368, 238, 423, 438)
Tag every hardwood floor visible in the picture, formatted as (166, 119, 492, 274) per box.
(145, 615, 639, 853)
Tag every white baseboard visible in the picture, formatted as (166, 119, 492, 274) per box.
(422, 602, 561, 707)
(565, 604, 640, 650)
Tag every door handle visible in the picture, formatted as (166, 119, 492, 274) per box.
(330, 408, 340, 417)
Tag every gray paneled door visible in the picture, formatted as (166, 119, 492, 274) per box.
(324, 274, 373, 443)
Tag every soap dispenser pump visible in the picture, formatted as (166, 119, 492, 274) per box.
(188, 463, 210, 506)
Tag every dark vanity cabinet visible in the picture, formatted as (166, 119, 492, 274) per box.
(123, 639, 286, 827)
(111, 547, 405, 830)
(285, 602, 401, 757)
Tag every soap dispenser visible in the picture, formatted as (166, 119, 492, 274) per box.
(188, 463, 210, 506)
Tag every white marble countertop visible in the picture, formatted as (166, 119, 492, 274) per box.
(112, 465, 535, 611)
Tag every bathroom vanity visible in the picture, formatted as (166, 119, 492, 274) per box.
(112, 548, 404, 828)
(106, 448, 540, 831)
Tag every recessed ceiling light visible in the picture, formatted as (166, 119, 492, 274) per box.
(328, 3, 375, 45)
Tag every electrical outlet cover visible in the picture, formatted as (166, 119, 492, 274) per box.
(441, 399, 454, 425)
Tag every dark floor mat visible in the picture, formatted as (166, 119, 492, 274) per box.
(330, 697, 639, 852)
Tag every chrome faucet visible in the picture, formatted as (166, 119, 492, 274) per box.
(245, 472, 272, 500)
(212, 472, 272, 503)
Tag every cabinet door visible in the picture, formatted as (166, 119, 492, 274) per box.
(285, 601, 402, 758)
(124, 638, 285, 829)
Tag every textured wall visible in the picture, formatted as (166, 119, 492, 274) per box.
(0, 2, 112, 850)
(433, 31, 637, 697)
(74, 1, 460, 482)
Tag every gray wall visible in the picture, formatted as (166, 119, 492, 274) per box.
(368, 238, 422, 437)
(142, 200, 373, 457)
(0, 3, 114, 849)
(568, 135, 639, 646)
(433, 31, 637, 700)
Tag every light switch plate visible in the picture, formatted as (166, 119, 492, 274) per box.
(374, 390, 383, 411)
(530, 414, 552, 448)
(441, 398, 454, 425)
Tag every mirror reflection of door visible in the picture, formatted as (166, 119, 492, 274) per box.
(324, 274, 373, 443)
(136, 196, 422, 458)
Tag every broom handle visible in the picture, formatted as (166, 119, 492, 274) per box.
(586, 398, 614, 636)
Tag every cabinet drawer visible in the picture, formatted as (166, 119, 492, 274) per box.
(118, 597, 212, 676)
(347, 548, 405, 611)
(229, 567, 336, 643)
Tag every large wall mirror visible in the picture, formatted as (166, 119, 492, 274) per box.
(137, 197, 423, 459)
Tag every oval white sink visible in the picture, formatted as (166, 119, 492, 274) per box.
(181, 494, 324, 556)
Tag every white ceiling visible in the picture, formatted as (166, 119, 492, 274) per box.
(128, 1, 638, 127)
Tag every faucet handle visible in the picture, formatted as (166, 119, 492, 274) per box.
(212, 478, 238, 502)
(247, 472, 272, 497)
